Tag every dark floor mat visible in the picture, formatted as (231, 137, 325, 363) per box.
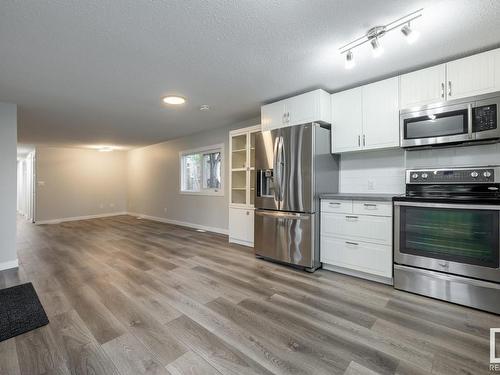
(0, 282, 49, 342)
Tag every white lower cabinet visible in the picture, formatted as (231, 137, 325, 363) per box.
(229, 207, 254, 247)
(321, 237, 392, 278)
(320, 199, 393, 283)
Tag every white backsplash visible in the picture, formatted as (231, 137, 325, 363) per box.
(404, 143, 500, 169)
(339, 143, 500, 194)
(339, 149, 405, 194)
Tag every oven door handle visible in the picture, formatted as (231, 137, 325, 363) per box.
(394, 200, 500, 210)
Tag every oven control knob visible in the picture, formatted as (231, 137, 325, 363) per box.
(411, 173, 419, 179)
(484, 171, 492, 178)
(471, 171, 479, 178)
(421, 173, 428, 179)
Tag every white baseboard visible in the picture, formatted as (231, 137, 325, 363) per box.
(322, 263, 393, 285)
(229, 237, 254, 247)
(0, 259, 19, 271)
(36, 212, 128, 225)
(128, 212, 228, 236)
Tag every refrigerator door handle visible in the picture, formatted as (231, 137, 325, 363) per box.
(273, 135, 281, 203)
(255, 210, 309, 220)
(279, 135, 285, 202)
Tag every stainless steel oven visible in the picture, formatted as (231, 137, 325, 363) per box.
(393, 166, 500, 314)
(400, 92, 500, 148)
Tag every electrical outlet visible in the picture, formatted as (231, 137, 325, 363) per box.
(367, 180, 375, 191)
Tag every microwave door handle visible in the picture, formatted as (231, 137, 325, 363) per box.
(467, 103, 473, 140)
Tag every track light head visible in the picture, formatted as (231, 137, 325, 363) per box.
(401, 24, 419, 44)
(370, 37, 384, 58)
(345, 50, 355, 69)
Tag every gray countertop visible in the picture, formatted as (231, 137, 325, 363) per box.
(319, 193, 399, 202)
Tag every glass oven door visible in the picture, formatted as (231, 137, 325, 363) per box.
(394, 201, 500, 282)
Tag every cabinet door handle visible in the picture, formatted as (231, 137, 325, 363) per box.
(287, 112, 290, 123)
(358, 135, 361, 147)
(246, 211, 250, 216)
(363, 134, 366, 147)
(448, 81, 452, 97)
(441, 82, 445, 98)
(282, 113, 286, 124)
(345, 241, 359, 246)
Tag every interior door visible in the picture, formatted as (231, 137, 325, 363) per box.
(254, 210, 313, 268)
(254, 129, 280, 210)
(279, 125, 313, 213)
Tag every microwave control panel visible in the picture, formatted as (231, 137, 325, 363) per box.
(473, 104, 497, 132)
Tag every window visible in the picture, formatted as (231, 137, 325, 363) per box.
(180, 144, 223, 195)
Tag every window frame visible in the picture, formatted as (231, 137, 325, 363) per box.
(179, 143, 224, 196)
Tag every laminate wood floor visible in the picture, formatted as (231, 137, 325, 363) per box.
(1, 215, 498, 374)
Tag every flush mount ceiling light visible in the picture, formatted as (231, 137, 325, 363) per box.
(98, 146, 113, 152)
(199, 104, 210, 111)
(162, 95, 186, 105)
(339, 8, 423, 69)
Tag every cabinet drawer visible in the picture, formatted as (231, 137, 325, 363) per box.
(321, 236, 392, 278)
(353, 201, 392, 217)
(321, 212, 391, 245)
(321, 199, 352, 214)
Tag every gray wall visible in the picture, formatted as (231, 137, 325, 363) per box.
(0, 103, 18, 267)
(36, 147, 128, 222)
(127, 118, 260, 233)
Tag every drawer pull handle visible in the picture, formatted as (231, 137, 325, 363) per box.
(363, 203, 377, 207)
(345, 241, 359, 246)
(345, 215, 358, 220)
(328, 202, 341, 205)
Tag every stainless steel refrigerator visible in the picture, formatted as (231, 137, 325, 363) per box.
(254, 123, 339, 272)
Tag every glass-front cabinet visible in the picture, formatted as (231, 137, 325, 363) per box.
(229, 125, 261, 247)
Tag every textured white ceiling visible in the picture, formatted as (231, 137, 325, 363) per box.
(1, 0, 500, 149)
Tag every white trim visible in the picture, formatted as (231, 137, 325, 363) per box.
(179, 143, 225, 196)
(36, 212, 127, 225)
(0, 259, 19, 271)
(322, 264, 394, 285)
(228, 238, 254, 247)
(128, 212, 228, 235)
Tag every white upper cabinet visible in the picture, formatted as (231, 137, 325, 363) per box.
(261, 101, 286, 131)
(399, 64, 446, 109)
(331, 87, 363, 153)
(261, 89, 331, 131)
(331, 77, 399, 153)
(363, 77, 399, 150)
(399, 48, 500, 109)
(446, 48, 500, 100)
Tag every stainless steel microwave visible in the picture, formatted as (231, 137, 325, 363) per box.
(400, 92, 500, 148)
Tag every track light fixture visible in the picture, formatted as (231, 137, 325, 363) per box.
(345, 50, 355, 69)
(339, 8, 423, 69)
